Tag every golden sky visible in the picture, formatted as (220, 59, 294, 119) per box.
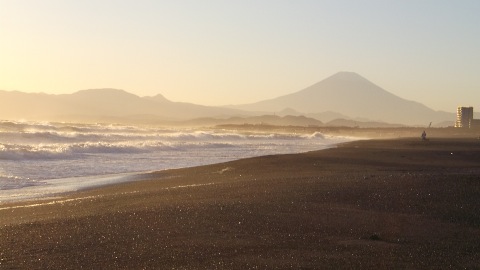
(1, 0, 479, 112)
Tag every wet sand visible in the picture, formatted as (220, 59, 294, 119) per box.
(1, 138, 480, 269)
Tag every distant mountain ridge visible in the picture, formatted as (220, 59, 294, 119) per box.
(0, 88, 247, 123)
(231, 72, 454, 126)
(0, 72, 460, 126)
(183, 115, 324, 127)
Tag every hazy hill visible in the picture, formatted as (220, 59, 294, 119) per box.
(232, 72, 455, 126)
(0, 88, 247, 123)
(325, 118, 405, 128)
(0, 72, 468, 126)
(306, 111, 352, 123)
(0, 91, 66, 120)
(183, 115, 323, 127)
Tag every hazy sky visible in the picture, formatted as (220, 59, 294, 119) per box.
(1, 0, 479, 112)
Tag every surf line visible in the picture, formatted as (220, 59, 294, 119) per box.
(0, 182, 217, 211)
(164, 182, 216, 190)
(0, 191, 139, 211)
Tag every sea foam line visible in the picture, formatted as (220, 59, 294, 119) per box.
(0, 182, 217, 211)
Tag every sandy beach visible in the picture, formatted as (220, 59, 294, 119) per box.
(1, 138, 480, 269)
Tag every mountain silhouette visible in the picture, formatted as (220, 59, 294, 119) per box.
(233, 72, 453, 125)
(0, 88, 246, 123)
(0, 72, 458, 126)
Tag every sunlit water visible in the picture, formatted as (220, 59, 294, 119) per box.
(0, 120, 352, 202)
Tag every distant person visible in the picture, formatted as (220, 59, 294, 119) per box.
(421, 130, 427, 140)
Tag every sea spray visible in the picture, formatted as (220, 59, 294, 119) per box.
(0, 121, 352, 201)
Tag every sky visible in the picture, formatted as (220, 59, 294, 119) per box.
(1, 0, 479, 112)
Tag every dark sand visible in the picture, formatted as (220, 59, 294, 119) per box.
(1, 138, 480, 269)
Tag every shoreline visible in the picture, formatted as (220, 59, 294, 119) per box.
(0, 171, 147, 204)
(0, 135, 350, 205)
(1, 137, 480, 269)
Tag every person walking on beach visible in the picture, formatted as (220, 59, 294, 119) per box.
(421, 130, 427, 140)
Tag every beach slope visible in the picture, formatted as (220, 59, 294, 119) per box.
(1, 138, 480, 269)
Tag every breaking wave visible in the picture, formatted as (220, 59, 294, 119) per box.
(0, 121, 331, 161)
(0, 121, 351, 195)
(0, 141, 240, 160)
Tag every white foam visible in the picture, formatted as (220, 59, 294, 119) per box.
(0, 121, 355, 203)
(0, 182, 218, 210)
(0, 172, 140, 203)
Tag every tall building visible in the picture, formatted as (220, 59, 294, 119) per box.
(455, 106, 473, 128)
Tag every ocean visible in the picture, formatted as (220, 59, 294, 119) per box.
(0, 120, 351, 202)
